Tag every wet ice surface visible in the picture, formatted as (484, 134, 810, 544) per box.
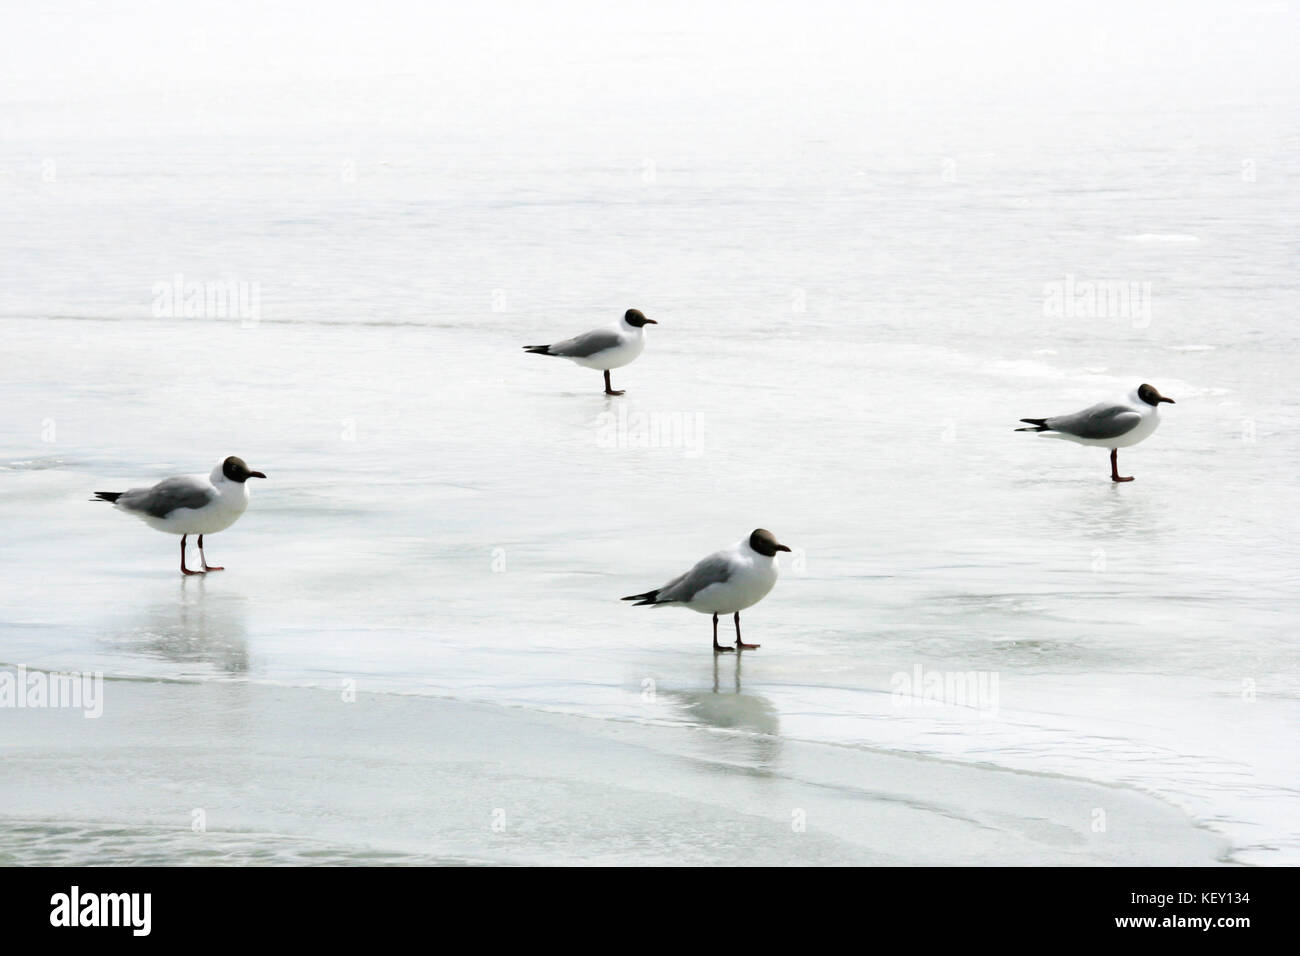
(1, 2, 1298, 864)
(2, 306, 1293, 864)
(0, 680, 1229, 866)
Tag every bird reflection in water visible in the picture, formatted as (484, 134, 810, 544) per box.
(109, 579, 250, 674)
(662, 653, 781, 743)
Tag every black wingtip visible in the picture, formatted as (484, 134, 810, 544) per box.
(622, 589, 660, 605)
(93, 492, 122, 503)
(1016, 418, 1048, 432)
(523, 345, 552, 355)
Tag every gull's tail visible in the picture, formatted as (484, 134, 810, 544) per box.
(92, 492, 123, 503)
(1015, 418, 1049, 432)
(523, 345, 554, 355)
(621, 588, 664, 607)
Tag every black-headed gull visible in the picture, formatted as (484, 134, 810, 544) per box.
(523, 308, 657, 395)
(622, 529, 791, 652)
(1017, 383, 1175, 482)
(94, 456, 267, 574)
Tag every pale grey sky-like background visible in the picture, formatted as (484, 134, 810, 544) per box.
(5, 1, 1297, 145)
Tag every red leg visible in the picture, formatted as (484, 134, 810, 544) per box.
(181, 534, 204, 575)
(712, 613, 734, 653)
(604, 369, 624, 396)
(198, 534, 223, 571)
(734, 611, 760, 650)
(1110, 448, 1134, 482)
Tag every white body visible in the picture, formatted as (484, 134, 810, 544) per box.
(1040, 388, 1163, 448)
(569, 315, 648, 370)
(680, 537, 782, 615)
(120, 462, 252, 535)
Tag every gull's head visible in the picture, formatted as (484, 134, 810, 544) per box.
(220, 456, 267, 483)
(749, 528, 791, 557)
(1136, 383, 1175, 406)
(623, 308, 657, 328)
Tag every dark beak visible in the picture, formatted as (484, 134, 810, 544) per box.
(644, 319, 658, 324)
(1159, 397, 1175, 404)
(776, 544, 791, 552)
(249, 471, 267, 479)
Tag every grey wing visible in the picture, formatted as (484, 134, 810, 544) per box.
(1046, 403, 1142, 440)
(547, 328, 621, 358)
(117, 476, 216, 518)
(656, 552, 736, 604)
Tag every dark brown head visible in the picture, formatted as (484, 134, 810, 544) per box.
(1137, 384, 1175, 406)
(222, 456, 267, 483)
(624, 308, 657, 327)
(749, 528, 791, 556)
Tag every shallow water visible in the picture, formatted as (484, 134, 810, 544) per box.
(0, 680, 1229, 866)
(1, 0, 1297, 864)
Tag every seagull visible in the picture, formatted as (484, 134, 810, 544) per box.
(622, 529, 791, 652)
(93, 456, 267, 574)
(523, 308, 657, 395)
(1016, 383, 1175, 482)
